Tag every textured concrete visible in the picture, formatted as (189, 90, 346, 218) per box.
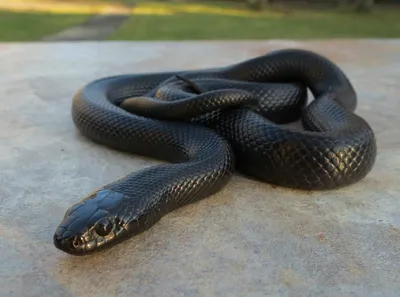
(0, 40, 399, 297)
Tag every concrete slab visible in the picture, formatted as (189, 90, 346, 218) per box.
(0, 40, 399, 297)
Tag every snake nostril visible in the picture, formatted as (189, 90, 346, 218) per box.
(72, 236, 83, 249)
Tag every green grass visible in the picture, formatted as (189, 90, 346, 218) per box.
(110, 8, 400, 40)
(1, 2, 399, 42)
(0, 11, 91, 41)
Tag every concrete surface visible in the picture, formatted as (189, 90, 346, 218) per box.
(0, 40, 399, 297)
(43, 14, 130, 41)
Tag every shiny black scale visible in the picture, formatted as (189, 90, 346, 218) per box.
(53, 49, 377, 255)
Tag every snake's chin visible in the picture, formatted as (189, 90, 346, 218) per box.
(53, 225, 130, 256)
(53, 233, 112, 256)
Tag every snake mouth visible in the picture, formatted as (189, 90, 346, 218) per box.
(53, 224, 128, 256)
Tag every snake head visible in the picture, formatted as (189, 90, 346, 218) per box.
(53, 189, 127, 255)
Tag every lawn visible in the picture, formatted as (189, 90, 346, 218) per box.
(0, 1, 400, 41)
(111, 5, 400, 40)
(0, 11, 91, 41)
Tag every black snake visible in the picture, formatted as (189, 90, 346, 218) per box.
(53, 48, 377, 255)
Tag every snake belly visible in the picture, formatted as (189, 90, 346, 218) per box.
(53, 48, 377, 255)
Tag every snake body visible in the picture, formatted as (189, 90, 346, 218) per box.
(53, 49, 377, 255)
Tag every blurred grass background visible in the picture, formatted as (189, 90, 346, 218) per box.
(0, 0, 399, 41)
(0, 11, 89, 41)
(111, 8, 400, 40)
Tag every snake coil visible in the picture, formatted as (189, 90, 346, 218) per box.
(53, 48, 377, 255)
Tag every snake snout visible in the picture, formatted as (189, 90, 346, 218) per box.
(53, 228, 85, 255)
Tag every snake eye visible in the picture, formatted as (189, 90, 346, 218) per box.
(95, 218, 113, 236)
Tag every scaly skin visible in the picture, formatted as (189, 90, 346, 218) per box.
(53, 49, 376, 255)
